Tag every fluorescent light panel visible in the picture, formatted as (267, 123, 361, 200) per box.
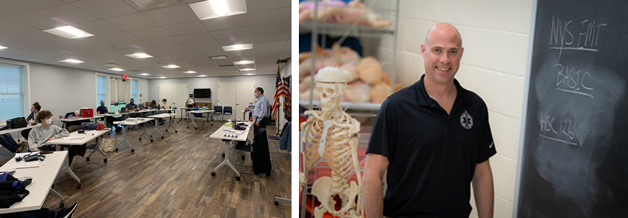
(189, 0, 247, 20)
(160, 77, 167, 79)
(44, 26, 93, 39)
(222, 43, 252, 51)
(109, 68, 124, 71)
(162, 64, 180, 69)
(239, 68, 255, 71)
(184, 71, 197, 74)
(233, 60, 253, 65)
(59, 59, 83, 64)
(198, 75, 207, 77)
(126, 53, 153, 59)
(139, 73, 150, 75)
(0, 46, 7, 50)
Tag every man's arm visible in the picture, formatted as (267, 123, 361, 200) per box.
(472, 159, 494, 218)
(28, 130, 39, 151)
(54, 126, 70, 138)
(363, 153, 389, 218)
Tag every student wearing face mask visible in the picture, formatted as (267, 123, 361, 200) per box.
(161, 99, 170, 109)
(96, 100, 108, 114)
(126, 98, 140, 111)
(21, 102, 42, 139)
(28, 110, 69, 152)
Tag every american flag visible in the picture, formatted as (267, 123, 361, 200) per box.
(271, 65, 291, 119)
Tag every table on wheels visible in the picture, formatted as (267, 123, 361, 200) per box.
(187, 110, 215, 129)
(113, 118, 154, 153)
(209, 121, 253, 181)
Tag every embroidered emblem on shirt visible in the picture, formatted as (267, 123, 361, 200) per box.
(460, 110, 473, 130)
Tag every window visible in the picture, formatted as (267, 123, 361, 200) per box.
(96, 75, 107, 107)
(0, 64, 24, 121)
(131, 79, 139, 102)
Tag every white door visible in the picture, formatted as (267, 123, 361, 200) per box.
(235, 81, 256, 120)
(159, 83, 173, 109)
(172, 83, 188, 117)
(218, 82, 236, 120)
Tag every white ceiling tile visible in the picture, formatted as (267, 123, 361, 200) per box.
(250, 21, 289, 35)
(6, 12, 66, 30)
(104, 13, 157, 31)
(226, 50, 255, 59)
(72, 0, 138, 19)
(253, 40, 286, 49)
(0, 1, 29, 19)
(194, 46, 224, 54)
(4, 0, 65, 11)
(124, 41, 155, 49)
(251, 31, 289, 43)
(99, 32, 141, 43)
(248, 6, 290, 26)
(185, 40, 220, 48)
(73, 20, 123, 35)
(129, 26, 172, 40)
(215, 36, 251, 46)
(209, 27, 250, 39)
(142, 5, 199, 26)
(68, 36, 114, 47)
(175, 32, 214, 43)
(200, 14, 249, 31)
(0, 20, 39, 38)
(161, 21, 207, 36)
(254, 49, 281, 57)
(36, 4, 99, 25)
(245, 0, 290, 12)
(255, 45, 284, 52)
(146, 37, 183, 46)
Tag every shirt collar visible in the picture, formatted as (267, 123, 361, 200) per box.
(414, 75, 470, 108)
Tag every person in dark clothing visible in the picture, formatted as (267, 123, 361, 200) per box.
(248, 87, 272, 176)
(21, 102, 41, 139)
(96, 100, 108, 114)
(0, 133, 18, 153)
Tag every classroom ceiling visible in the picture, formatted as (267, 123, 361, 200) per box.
(0, 0, 291, 78)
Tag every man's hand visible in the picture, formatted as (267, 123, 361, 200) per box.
(48, 137, 56, 141)
(363, 154, 390, 218)
(255, 121, 260, 126)
(245, 108, 250, 111)
(473, 160, 494, 218)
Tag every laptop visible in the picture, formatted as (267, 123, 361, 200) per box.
(121, 108, 128, 113)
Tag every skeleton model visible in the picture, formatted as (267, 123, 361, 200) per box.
(301, 67, 363, 218)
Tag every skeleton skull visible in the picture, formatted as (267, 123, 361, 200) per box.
(315, 67, 348, 111)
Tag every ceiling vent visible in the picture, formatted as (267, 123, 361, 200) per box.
(217, 64, 239, 71)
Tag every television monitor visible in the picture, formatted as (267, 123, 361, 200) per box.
(194, 88, 211, 98)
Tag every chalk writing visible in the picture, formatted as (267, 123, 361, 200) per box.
(554, 64, 594, 98)
(549, 16, 607, 58)
(539, 113, 578, 146)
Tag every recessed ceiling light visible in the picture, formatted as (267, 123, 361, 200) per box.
(189, 0, 247, 20)
(184, 71, 197, 74)
(160, 77, 167, 79)
(198, 75, 207, 77)
(59, 59, 84, 64)
(239, 68, 255, 71)
(109, 68, 124, 71)
(139, 73, 150, 76)
(207, 55, 228, 60)
(234, 60, 253, 65)
(210, 0, 229, 16)
(126, 53, 153, 59)
(243, 73, 256, 76)
(222, 43, 252, 51)
(162, 64, 180, 69)
(0, 46, 7, 50)
(44, 26, 93, 39)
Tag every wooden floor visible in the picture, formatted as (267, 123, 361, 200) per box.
(0, 117, 291, 218)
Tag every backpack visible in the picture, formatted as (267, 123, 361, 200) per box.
(101, 138, 115, 153)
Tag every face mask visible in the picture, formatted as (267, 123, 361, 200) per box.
(30, 109, 34, 113)
(254, 93, 258, 98)
(45, 119, 52, 125)
(131, 101, 134, 104)
(101, 102, 105, 106)
(163, 102, 166, 104)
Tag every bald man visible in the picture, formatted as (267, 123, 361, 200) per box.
(363, 23, 496, 218)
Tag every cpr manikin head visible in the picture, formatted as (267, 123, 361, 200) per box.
(315, 67, 347, 112)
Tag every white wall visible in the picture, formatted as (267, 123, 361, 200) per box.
(147, 74, 277, 107)
(376, 0, 534, 217)
(19, 62, 149, 124)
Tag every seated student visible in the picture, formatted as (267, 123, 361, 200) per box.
(161, 99, 170, 109)
(150, 100, 157, 109)
(4, 203, 78, 218)
(0, 133, 18, 153)
(28, 110, 84, 166)
(96, 100, 108, 115)
(126, 98, 140, 111)
(21, 102, 42, 139)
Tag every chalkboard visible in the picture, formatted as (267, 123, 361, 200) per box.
(514, 0, 628, 217)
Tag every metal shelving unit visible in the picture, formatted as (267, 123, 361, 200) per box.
(299, 0, 400, 217)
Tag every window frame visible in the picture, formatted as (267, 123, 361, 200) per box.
(95, 73, 110, 109)
(0, 58, 30, 122)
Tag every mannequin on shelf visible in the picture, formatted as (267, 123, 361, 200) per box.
(300, 66, 363, 218)
(299, 0, 393, 28)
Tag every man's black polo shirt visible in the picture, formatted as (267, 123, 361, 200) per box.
(367, 75, 497, 218)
